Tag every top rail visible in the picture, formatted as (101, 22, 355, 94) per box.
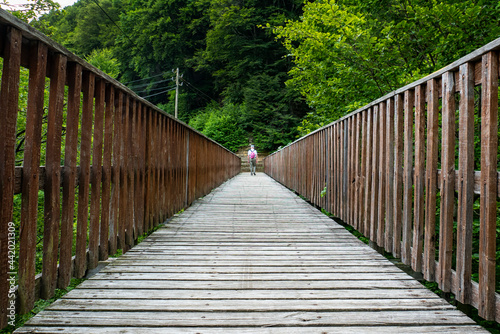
(0, 9, 240, 328)
(265, 38, 500, 322)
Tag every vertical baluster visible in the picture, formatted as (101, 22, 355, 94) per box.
(423, 79, 439, 281)
(100, 85, 114, 260)
(478, 51, 498, 320)
(402, 89, 414, 265)
(385, 98, 395, 252)
(19, 41, 48, 312)
(412, 85, 426, 272)
(0, 27, 22, 327)
(456, 62, 475, 304)
(439, 71, 456, 292)
(88, 79, 105, 269)
(393, 94, 404, 257)
(41, 53, 66, 299)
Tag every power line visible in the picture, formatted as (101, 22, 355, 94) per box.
(135, 84, 176, 95)
(90, 0, 134, 45)
(142, 87, 176, 99)
(128, 77, 175, 90)
(180, 77, 220, 105)
(123, 72, 170, 85)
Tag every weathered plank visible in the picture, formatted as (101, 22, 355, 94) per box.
(16, 174, 487, 333)
(41, 53, 66, 299)
(478, 51, 498, 320)
(58, 63, 82, 289)
(18, 41, 48, 313)
(0, 27, 22, 328)
(456, 61, 475, 304)
(13, 326, 490, 334)
(423, 78, 439, 282)
(438, 71, 456, 292)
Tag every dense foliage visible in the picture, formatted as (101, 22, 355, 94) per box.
(20, 0, 500, 145)
(33, 0, 309, 152)
(273, 0, 500, 135)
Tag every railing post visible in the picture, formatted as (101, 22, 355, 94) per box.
(0, 26, 22, 328)
(478, 51, 498, 321)
(19, 41, 48, 313)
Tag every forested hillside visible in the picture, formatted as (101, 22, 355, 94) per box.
(26, 0, 500, 151)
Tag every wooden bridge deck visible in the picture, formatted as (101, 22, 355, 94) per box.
(16, 173, 487, 333)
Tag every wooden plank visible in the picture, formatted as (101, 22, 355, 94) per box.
(478, 51, 498, 320)
(411, 84, 425, 272)
(48, 298, 454, 312)
(58, 63, 82, 288)
(101, 265, 405, 274)
(109, 89, 122, 255)
(138, 104, 146, 236)
(353, 114, 361, 230)
(144, 108, 152, 231)
(123, 96, 133, 248)
(117, 92, 126, 251)
(456, 62, 475, 304)
(384, 98, 394, 252)
(75, 71, 95, 279)
(349, 118, 355, 224)
(75, 279, 425, 290)
(41, 53, 66, 299)
(359, 111, 367, 235)
(342, 121, 348, 220)
(18, 41, 48, 313)
(401, 89, 414, 265)
(99, 85, 114, 261)
(393, 93, 404, 258)
(88, 79, 105, 269)
(22, 310, 478, 327)
(0, 27, 22, 328)
(423, 78, 439, 282)
(438, 71, 456, 293)
(377, 102, 386, 247)
(370, 105, 379, 242)
(17, 174, 484, 332)
(14, 326, 489, 334)
(132, 100, 141, 238)
(363, 109, 372, 238)
(62, 288, 442, 300)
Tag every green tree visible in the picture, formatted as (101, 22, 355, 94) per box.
(85, 48, 121, 78)
(189, 103, 248, 152)
(273, 0, 500, 134)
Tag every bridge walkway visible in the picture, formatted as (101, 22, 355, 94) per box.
(15, 173, 487, 333)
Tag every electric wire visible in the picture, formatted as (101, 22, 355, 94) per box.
(180, 77, 220, 105)
(90, 0, 134, 45)
(135, 84, 176, 95)
(128, 77, 175, 90)
(122, 72, 170, 85)
(142, 87, 176, 99)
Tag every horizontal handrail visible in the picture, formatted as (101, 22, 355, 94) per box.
(0, 9, 240, 328)
(265, 39, 500, 322)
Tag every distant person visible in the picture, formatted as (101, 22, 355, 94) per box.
(247, 144, 258, 175)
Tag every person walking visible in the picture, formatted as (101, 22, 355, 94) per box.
(247, 144, 258, 175)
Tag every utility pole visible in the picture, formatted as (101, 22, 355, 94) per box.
(174, 67, 179, 119)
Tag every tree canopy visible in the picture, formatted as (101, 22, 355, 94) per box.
(273, 0, 500, 135)
(22, 0, 500, 149)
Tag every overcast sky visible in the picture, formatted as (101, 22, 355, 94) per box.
(56, 0, 78, 8)
(1, 0, 78, 11)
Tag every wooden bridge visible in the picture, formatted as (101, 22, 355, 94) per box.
(0, 8, 499, 333)
(15, 174, 487, 333)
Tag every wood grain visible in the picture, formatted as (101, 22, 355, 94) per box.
(17, 174, 487, 333)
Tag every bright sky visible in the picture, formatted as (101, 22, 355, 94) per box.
(56, 0, 78, 8)
(1, 0, 78, 11)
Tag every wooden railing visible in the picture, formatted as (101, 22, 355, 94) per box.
(265, 38, 500, 322)
(0, 10, 240, 328)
